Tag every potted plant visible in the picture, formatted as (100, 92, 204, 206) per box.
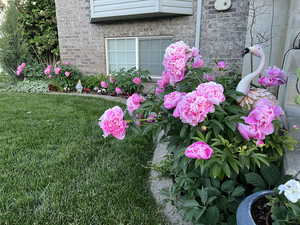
(237, 178, 300, 225)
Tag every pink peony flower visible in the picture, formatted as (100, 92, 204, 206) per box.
(185, 142, 214, 160)
(216, 61, 227, 70)
(115, 87, 122, 95)
(65, 71, 71, 77)
(258, 66, 287, 87)
(163, 41, 193, 85)
(191, 47, 200, 57)
(100, 81, 108, 88)
(173, 91, 215, 126)
(54, 67, 62, 75)
(132, 77, 142, 85)
(44, 65, 52, 75)
(196, 82, 225, 105)
(98, 106, 128, 140)
(163, 91, 186, 109)
(16, 63, 26, 76)
(126, 93, 145, 114)
(157, 71, 170, 89)
(238, 98, 283, 146)
(203, 74, 215, 81)
(192, 56, 204, 68)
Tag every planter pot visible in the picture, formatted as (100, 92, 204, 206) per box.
(236, 190, 273, 225)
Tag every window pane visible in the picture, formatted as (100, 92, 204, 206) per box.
(107, 39, 136, 73)
(139, 38, 172, 76)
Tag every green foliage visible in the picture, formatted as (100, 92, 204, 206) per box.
(0, 1, 31, 77)
(81, 74, 107, 89)
(134, 67, 297, 225)
(17, 0, 59, 59)
(6, 80, 49, 93)
(268, 191, 300, 225)
(22, 62, 45, 80)
(107, 67, 152, 95)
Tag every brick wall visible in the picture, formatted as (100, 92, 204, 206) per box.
(55, 0, 249, 74)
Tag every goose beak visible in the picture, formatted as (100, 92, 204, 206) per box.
(242, 48, 250, 57)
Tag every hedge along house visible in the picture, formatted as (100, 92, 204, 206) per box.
(54, 0, 250, 77)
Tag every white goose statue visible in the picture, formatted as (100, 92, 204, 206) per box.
(236, 45, 277, 109)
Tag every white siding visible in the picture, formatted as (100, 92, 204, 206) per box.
(160, 0, 193, 15)
(90, 0, 193, 22)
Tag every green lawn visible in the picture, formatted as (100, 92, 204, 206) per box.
(0, 93, 167, 225)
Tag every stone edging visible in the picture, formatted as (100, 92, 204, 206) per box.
(150, 139, 192, 225)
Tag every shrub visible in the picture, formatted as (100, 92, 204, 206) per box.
(97, 41, 297, 225)
(106, 67, 152, 95)
(17, 0, 59, 60)
(0, 1, 31, 77)
(81, 74, 107, 90)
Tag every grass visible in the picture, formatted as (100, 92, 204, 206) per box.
(0, 93, 167, 225)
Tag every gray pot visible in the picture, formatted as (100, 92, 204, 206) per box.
(236, 190, 273, 225)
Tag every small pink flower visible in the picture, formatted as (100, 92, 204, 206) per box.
(147, 113, 157, 123)
(185, 142, 214, 160)
(191, 47, 200, 57)
(192, 56, 204, 68)
(44, 65, 52, 75)
(65, 71, 71, 77)
(173, 91, 215, 126)
(163, 91, 186, 109)
(16, 63, 26, 76)
(216, 61, 227, 70)
(157, 71, 170, 89)
(100, 81, 108, 88)
(132, 77, 142, 85)
(54, 67, 62, 75)
(155, 87, 164, 95)
(203, 74, 215, 81)
(115, 87, 122, 95)
(292, 125, 299, 130)
(98, 106, 128, 140)
(196, 82, 225, 105)
(126, 93, 145, 114)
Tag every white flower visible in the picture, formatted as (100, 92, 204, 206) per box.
(278, 179, 300, 203)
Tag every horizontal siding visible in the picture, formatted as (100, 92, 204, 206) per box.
(90, 0, 193, 21)
(160, 0, 193, 15)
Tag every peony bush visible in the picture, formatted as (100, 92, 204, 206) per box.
(98, 41, 297, 224)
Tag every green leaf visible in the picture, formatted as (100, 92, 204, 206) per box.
(211, 165, 221, 178)
(180, 125, 189, 138)
(182, 200, 200, 208)
(260, 164, 281, 187)
(245, 172, 266, 189)
(197, 188, 208, 205)
(231, 186, 245, 197)
(223, 163, 231, 178)
(205, 206, 220, 225)
(221, 180, 235, 193)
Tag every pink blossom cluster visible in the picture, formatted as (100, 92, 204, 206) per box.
(44, 65, 52, 75)
(185, 141, 214, 160)
(163, 91, 186, 109)
(258, 66, 287, 87)
(216, 61, 227, 70)
(172, 82, 225, 126)
(162, 41, 192, 85)
(126, 93, 145, 114)
(132, 77, 142, 85)
(101, 81, 108, 88)
(115, 87, 122, 95)
(99, 106, 128, 140)
(191, 47, 204, 69)
(16, 63, 26, 76)
(238, 98, 283, 146)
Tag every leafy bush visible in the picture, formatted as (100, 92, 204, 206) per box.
(17, 0, 59, 60)
(81, 74, 107, 89)
(106, 67, 152, 95)
(0, 1, 31, 77)
(6, 80, 49, 93)
(97, 41, 297, 225)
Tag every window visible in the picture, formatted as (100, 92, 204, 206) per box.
(106, 37, 172, 77)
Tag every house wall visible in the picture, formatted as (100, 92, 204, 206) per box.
(55, 0, 249, 75)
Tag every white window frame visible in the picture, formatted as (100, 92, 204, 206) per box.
(105, 36, 173, 78)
